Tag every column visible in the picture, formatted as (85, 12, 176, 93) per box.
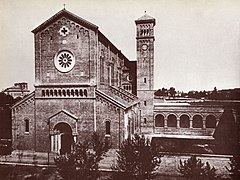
(58, 134, 61, 154)
(190, 117, 193, 128)
(177, 117, 180, 128)
(164, 118, 167, 128)
(51, 135, 54, 152)
(55, 135, 57, 152)
(216, 118, 220, 127)
(203, 117, 206, 129)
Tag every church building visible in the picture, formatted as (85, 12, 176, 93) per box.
(12, 9, 225, 155)
(11, 9, 155, 153)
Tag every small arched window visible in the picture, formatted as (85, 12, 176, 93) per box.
(144, 118, 147, 124)
(84, 89, 87, 97)
(180, 114, 190, 128)
(167, 114, 177, 127)
(206, 115, 217, 128)
(42, 90, 45, 97)
(25, 119, 30, 133)
(155, 114, 164, 127)
(106, 121, 110, 135)
(193, 115, 203, 128)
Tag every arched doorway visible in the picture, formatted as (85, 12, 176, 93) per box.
(52, 122, 73, 154)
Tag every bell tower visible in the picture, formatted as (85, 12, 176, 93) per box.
(135, 12, 155, 133)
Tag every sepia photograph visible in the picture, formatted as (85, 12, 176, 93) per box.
(0, 0, 240, 179)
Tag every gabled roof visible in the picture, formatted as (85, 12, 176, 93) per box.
(96, 89, 127, 109)
(137, 14, 154, 21)
(11, 91, 35, 109)
(32, 8, 98, 34)
(49, 109, 78, 121)
(135, 13, 155, 25)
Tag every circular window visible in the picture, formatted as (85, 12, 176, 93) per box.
(54, 50, 75, 73)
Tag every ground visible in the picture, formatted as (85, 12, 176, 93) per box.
(0, 164, 230, 180)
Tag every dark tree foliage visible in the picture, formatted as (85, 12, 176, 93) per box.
(112, 134, 162, 180)
(178, 155, 217, 179)
(226, 155, 240, 179)
(54, 132, 110, 180)
(154, 87, 176, 97)
(213, 108, 240, 155)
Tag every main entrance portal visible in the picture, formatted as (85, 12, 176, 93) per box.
(51, 122, 73, 154)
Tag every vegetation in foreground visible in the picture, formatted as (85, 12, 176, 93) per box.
(54, 132, 110, 180)
(111, 134, 162, 180)
(178, 155, 218, 179)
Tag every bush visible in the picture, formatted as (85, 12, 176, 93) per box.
(178, 155, 217, 179)
(112, 134, 162, 180)
(226, 155, 240, 179)
(54, 133, 110, 180)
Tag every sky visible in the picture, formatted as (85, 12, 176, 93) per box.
(0, 0, 240, 92)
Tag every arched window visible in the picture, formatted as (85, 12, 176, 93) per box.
(46, 89, 49, 96)
(180, 114, 190, 128)
(67, 89, 70, 96)
(84, 89, 87, 97)
(155, 114, 164, 127)
(167, 114, 177, 127)
(58, 89, 62, 96)
(193, 115, 203, 128)
(50, 89, 53, 96)
(71, 89, 74, 96)
(144, 118, 147, 124)
(206, 115, 217, 128)
(80, 89, 83, 96)
(42, 90, 45, 97)
(54, 89, 58, 96)
(25, 119, 30, 133)
(63, 90, 66, 96)
(75, 89, 79, 96)
(106, 121, 110, 135)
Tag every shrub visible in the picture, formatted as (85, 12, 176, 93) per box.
(54, 132, 110, 180)
(112, 134, 162, 180)
(226, 155, 240, 179)
(178, 155, 217, 179)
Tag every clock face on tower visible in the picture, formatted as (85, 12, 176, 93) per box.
(141, 44, 148, 51)
(54, 50, 75, 73)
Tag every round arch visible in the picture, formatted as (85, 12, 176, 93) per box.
(53, 122, 73, 154)
(206, 115, 217, 128)
(193, 114, 203, 128)
(167, 114, 177, 127)
(180, 114, 190, 128)
(155, 114, 164, 127)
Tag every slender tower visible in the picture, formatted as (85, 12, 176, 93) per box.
(135, 12, 155, 133)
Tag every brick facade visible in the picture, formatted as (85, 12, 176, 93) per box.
(12, 9, 140, 153)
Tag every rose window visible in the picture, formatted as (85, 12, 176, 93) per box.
(54, 50, 75, 73)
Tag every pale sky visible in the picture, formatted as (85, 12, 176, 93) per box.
(0, 0, 240, 92)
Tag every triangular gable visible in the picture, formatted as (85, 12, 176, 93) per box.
(11, 91, 35, 109)
(96, 89, 127, 110)
(49, 109, 78, 121)
(32, 8, 98, 34)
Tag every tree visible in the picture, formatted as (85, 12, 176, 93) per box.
(112, 134, 162, 180)
(54, 132, 110, 180)
(213, 108, 240, 154)
(178, 155, 217, 179)
(169, 87, 176, 97)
